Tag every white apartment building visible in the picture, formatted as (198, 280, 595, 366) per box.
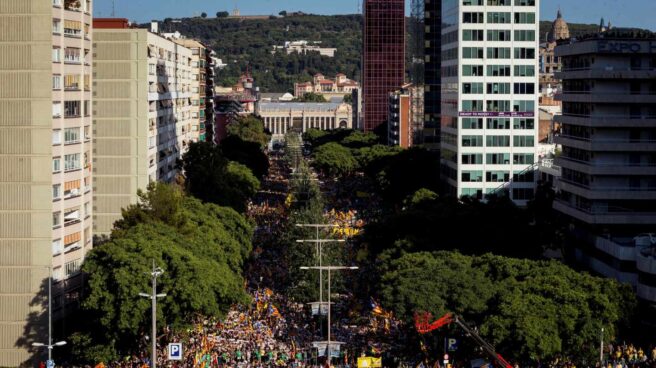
(93, 22, 194, 235)
(440, 0, 540, 205)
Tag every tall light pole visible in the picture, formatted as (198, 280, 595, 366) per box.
(139, 261, 166, 368)
(295, 224, 341, 308)
(32, 266, 67, 363)
(301, 266, 358, 363)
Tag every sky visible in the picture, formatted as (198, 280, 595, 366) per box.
(95, 0, 656, 31)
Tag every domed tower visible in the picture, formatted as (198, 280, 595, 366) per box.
(547, 9, 570, 43)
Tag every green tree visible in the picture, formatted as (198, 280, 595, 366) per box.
(227, 115, 270, 147)
(181, 142, 260, 212)
(220, 135, 270, 179)
(201, 12, 207, 18)
(216, 11, 229, 18)
(343, 94, 353, 104)
(279, 10, 288, 16)
(312, 142, 357, 177)
(295, 92, 328, 102)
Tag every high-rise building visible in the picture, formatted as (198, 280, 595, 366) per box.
(553, 32, 656, 304)
(423, 0, 442, 149)
(440, 0, 540, 204)
(0, 0, 93, 365)
(388, 87, 413, 148)
(362, 0, 406, 133)
(92, 20, 194, 235)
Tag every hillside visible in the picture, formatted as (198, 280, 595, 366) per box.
(154, 15, 603, 92)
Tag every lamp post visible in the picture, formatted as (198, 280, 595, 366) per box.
(32, 266, 67, 363)
(300, 265, 358, 363)
(295, 224, 341, 306)
(139, 261, 166, 368)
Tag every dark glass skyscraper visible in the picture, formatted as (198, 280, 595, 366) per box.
(423, 0, 441, 148)
(362, 0, 406, 132)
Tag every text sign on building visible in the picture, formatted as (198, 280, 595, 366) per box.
(458, 112, 535, 118)
(168, 343, 183, 361)
(597, 40, 656, 54)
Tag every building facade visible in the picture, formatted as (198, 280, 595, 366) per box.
(553, 33, 656, 304)
(440, 0, 540, 204)
(388, 89, 412, 148)
(1, 0, 93, 365)
(93, 21, 194, 235)
(272, 41, 337, 58)
(258, 102, 353, 137)
(423, 0, 442, 149)
(362, 0, 406, 132)
(539, 10, 569, 93)
(294, 73, 359, 100)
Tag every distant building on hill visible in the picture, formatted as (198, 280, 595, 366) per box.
(294, 73, 359, 100)
(272, 41, 337, 57)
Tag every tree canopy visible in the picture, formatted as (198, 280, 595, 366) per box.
(220, 135, 270, 180)
(71, 183, 253, 363)
(227, 116, 270, 148)
(295, 92, 328, 102)
(311, 142, 358, 177)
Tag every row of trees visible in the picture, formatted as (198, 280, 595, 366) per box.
(67, 117, 272, 364)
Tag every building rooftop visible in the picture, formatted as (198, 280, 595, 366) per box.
(259, 101, 343, 112)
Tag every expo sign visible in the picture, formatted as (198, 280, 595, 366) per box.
(598, 40, 656, 54)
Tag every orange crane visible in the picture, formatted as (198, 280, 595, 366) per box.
(414, 312, 513, 368)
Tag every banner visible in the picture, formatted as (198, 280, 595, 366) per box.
(312, 342, 341, 358)
(357, 357, 382, 368)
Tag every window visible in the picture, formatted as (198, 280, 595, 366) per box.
(52, 48, 61, 62)
(462, 171, 483, 182)
(53, 184, 61, 200)
(64, 101, 80, 117)
(463, 47, 484, 59)
(64, 48, 81, 63)
(462, 118, 483, 129)
(463, 0, 484, 4)
(487, 65, 511, 76)
(513, 83, 535, 94)
(52, 0, 62, 6)
(487, 47, 511, 59)
(462, 135, 484, 147)
(513, 118, 535, 129)
(514, 65, 535, 76)
(486, 171, 510, 182)
(64, 153, 81, 171)
(513, 188, 534, 200)
(463, 65, 484, 76)
(487, 83, 511, 94)
(463, 30, 484, 41)
(487, 118, 510, 129)
(514, 48, 535, 59)
(487, 12, 511, 23)
(52, 19, 62, 34)
(53, 157, 61, 173)
(53, 268, 63, 283)
(463, 83, 483, 94)
(64, 259, 82, 277)
(64, 75, 80, 90)
(486, 100, 510, 112)
(462, 100, 484, 112)
(64, 128, 80, 144)
(513, 171, 535, 183)
(52, 129, 62, 145)
(84, 202, 90, 218)
(64, 20, 82, 36)
(461, 188, 483, 199)
(513, 154, 535, 164)
(514, 0, 535, 5)
(64, 208, 80, 224)
(462, 154, 483, 164)
(463, 12, 484, 23)
(513, 136, 535, 147)
(488, 0, 511, 4)
(53, 212, 61, 228)
(52, 75, 61, 90)
(513, 100, 535, 112)
(486, 136, 510, 147)
(514, 30, 535, 41)
(52, 239, 63, 256)
(514, 12, 535, 24)
(52, 103, 62, 118)
(487, 30, 511, 41)
(487, 153, 511, 165)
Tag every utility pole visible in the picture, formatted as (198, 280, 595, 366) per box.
(295, 223, 343, 305)
(139, 261, 166, 368)
(32, 267, 67, 363)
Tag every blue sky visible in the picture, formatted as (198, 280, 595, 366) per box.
(95, 0, 655, 30)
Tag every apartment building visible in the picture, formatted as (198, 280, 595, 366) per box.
(553, 33, 656, 304)
(172, 38, 216, 143)
(93, 19, 194, 235)
(440, 0, 540, 205)
(0, 0, 92, 365)
(388, 88, 412, 148)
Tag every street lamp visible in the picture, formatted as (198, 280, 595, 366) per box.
(139, 261, 167, 368)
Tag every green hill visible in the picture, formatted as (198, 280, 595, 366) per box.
(153, 15, 606, 92)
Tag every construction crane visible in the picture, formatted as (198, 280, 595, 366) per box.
(414, 312, 513, 368)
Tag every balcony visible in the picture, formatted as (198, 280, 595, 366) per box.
(555, 67, 656, 80)
(555, 156, 656, 176)
(559, 179, 656, 200)
(553, 198, 656, 225)
(554, 135, 656, 152)
(554, 113, 656, 128)
(556, 91, 656, 104)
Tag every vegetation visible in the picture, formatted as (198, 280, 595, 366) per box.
(220, 135, 270, 179)
(226, 115, 270, 148)
(295, 92, 328, 103)
(71, 183, 253, 363)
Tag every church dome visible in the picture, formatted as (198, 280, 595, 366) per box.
(547, 10, 570, 43)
